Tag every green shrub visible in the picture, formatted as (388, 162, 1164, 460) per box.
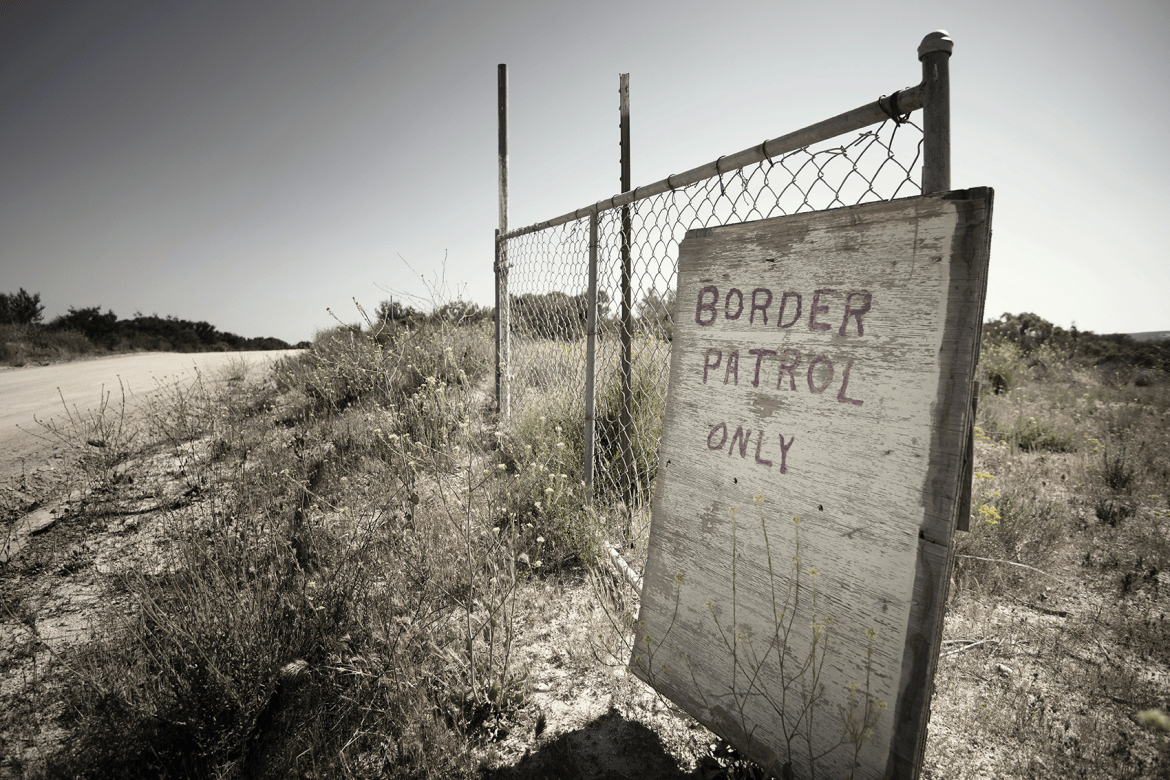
(58, 540, 316, 777)
(0, 323, 94, 365)
(1083, 406, 1146, 497)
(981, 340, 1024, 395)
(31, 381, 139, 487)
(1009, 415, 1077, 453)
(278, 326, 394, 414)
(0, 338, 22, 366)
(279, 320, 490, 420)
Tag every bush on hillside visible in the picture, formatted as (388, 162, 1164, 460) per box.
(0, 288, 45, 325)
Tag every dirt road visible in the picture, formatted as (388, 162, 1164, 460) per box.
(0, 350, 301, 478)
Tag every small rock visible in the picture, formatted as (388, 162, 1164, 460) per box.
(25, 507, 59, 535)
(533, 682, 551, 692)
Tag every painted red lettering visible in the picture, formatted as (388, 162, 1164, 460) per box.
(696, 286, 718, 326)
(725, 289, 744, 320)
(839, 291, 872, 336)
(729, 426, 751, 458)
(754, 431, 772, 467)
(748, 348, 776, 388)
(777, 348, 800, 391)
(707, 422, 728, 450)
(703, 348, 722, 383)
(807, 354, 834, 394)
(750, 288, 772, 325)
(837, 356, 863, 406)
(809, 288, 836, 332)
(777, 292, 802, 329)
(706, 424, 790, 470)
(777, 434, 794, 474)
(724, 350, 739, 385)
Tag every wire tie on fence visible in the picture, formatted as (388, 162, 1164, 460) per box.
(714, 156, 729, 197)
(879, 90, 910, 125)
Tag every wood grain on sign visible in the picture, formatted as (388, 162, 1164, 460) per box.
(630, 189, 993, 780)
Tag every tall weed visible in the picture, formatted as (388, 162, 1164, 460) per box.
(592, 340, 667, 509)
(34, 301, 625, 779)
(29, 381, 139, 488)
(954, 466, 1066, 594)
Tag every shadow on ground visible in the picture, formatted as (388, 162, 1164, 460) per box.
(483, 707, 703, 780)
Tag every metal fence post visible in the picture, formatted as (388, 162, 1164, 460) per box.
(499, 54, 933, 518)
(495, 229, 509, 419)
(618, 73, 634, 504)
(584, 210, 599, 501)
(919, 30, 972, 535)
(919, 30, 952, 194)
(497, 64, 510, 422)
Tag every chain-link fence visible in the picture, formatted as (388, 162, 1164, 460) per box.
(497, 82, 937, 533)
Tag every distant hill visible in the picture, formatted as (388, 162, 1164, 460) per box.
(1129, 331, 1170, 343)
(983, 313, 1169, 372)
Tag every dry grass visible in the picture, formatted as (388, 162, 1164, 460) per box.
(1, 317, 510, 777)
(0, 310, 693, 780)
(2, 314, 1169, 779)
(926, 343, 1170, 779)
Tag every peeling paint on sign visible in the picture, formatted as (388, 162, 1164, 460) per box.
(631, 189, 993, 780)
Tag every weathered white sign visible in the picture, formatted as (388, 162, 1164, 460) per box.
(631, 189, 993, 780)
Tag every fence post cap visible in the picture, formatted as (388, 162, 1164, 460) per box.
(918, 30, 954, 60)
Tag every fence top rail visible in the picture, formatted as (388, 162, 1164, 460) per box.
(498, 82, 924, 243)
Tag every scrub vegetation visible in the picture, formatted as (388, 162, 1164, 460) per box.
(0, 304, 1168, 779)
(928, 313, 1170, 779)
(0, 288, 295, 367)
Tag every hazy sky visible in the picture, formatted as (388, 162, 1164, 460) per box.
(2, 0, 1167, 344)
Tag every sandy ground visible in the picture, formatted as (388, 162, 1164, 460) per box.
(0, 350, 301, 479)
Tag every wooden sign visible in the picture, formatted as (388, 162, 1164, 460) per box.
(630, 189, 993, 780)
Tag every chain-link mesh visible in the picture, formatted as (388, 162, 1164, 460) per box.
(502, 218, 592, 411)
(501, 117, 923, 528)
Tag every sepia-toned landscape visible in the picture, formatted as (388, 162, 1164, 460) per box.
(1, 305, 1167, 779)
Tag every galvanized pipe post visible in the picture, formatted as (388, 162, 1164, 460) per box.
(919, 30, 952, 194)
(618, 73, 634, 505)
(496, 64, 511, 422)
(584, 210, 599, 500)
(921, 31, 971, 534)
(919, 30, 971, 534)
(494, 226, 502, 406)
